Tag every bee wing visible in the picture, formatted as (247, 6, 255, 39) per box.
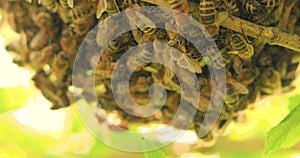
(233, 55, 242, 74)
(135, 11, 156, 28)
(169, 48, 181, 60)
(131, 29, 143, 43)
(112, 0, 120, 12)
(7, 11, 18, 32)
(97, 0, 107, 19)
(68, 0, 74, 8)
(229, 79, 249, 94)
(176, 55, 190, 70)
(142, 66, 158, 73)
(187, 58, 203, 73)
(198, 95, 210, 111)
(163, 67, 174, 84)
(20, 31, 29, 53)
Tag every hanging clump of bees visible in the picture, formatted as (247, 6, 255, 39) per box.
(1, 0, 300, 145)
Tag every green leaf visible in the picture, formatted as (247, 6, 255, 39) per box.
(0, 86, 33, 114)
(264, 105, 300, 156)
(288, 94, 300, 111)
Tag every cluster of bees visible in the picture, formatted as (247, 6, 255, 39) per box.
(1, 0, 300, 144)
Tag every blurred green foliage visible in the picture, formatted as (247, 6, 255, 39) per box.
(1, 85, 300, 157)
(0, 86, 34, 114)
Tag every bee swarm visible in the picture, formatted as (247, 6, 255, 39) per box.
(1, 0, 300, 144)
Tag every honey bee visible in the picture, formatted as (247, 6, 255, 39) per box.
(49, 52, 70, 85)
(220, 50, 233, 65)
(32, 43, 60, 67)
(193, 115, 217, 145)
(6, 31, 30, 65)
(170, 49, 204, 73)
(278, 0, 297, 32)
(6, 1, 34, 33)
(125, 7, 156, 34)
(286, 14, 298, 34)
(184, 43, 203, 61)
(26, 0, 42, 5)
(232, 55, 243, 74)
(41, 0, 59, 12)
(29, 45, 54, 69)
(168, 0, 189, 13)
(32, 70, 69, 109)
(223, 0, 239, 14)
(131, 91, 151, 105)
(67, 3, 97, 21)
(224, 77, 249, 112)
(198, 95, 210, 112)
(104, 32, 131, 54)
(242, 0, 261, 14)
(149, 63, 175, 84)
(224, 84, 240, 110)
(199, 0, 219, 39)
(52, 53, 70, 73)
(173, 11, 195, 38)
(29, 50, 47, 69)
(84, 29, 97, 45)
(230, 33, 254, 60)
(131, 29, 143, 44)
(59, 0, 73, 8)
(285, 63, 299, 79)
(261, 0, 280, 9)
(148, 42, 174, 83)
(105, 40, 121, 54)
(97, 0, 120, 19)
(187, 0, 200, 21)
(94, 62, 115, 80)
(68, 17, 96, 37)
(96, 14, 129, 48)
(61, 0, 99, 8)
(56, 5, 72, 23)
(121, 0, 136, 9)
(113, 81, 133, 109)
(129, 76, 152, 93)
(139, 1, 169, 25)
(60, 29, 77, 56)
(127, 47, 153, 71)
(29, 29, 56, 50)
(236, 66, 259, 85)
(96, 14, 110, 47)
(228, 77, 249, 95)
(256, 52, 272, 68)
(165, 20, 183, 47)
(259, 68, 282, 94)
(203, 46, 225, 69)
(34, 11, 53, 30)
(245, 2, 270, 23)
